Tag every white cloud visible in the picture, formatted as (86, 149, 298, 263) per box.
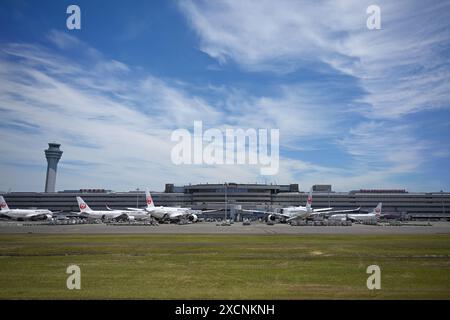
(176, 0, 450, 190)
(179, 0, 450, 119)
(339, 121, 427, 173)
(0, 25, 446, 192)
(0, 33, 225, 191)
(0, 31, 324, 191)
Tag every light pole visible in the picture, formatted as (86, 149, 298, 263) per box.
(224, 183, 228, 222)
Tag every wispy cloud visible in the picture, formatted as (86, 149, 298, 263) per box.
(338, 121, 427, 173)
(0, 31, 221, 191)
(1, 13, 448, 192)
(179, 0, 450, 118)
(0, 30, 331, 191)
(177, 0, 450, 190)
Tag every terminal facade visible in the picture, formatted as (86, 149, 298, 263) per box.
(1, 183, 449, 220)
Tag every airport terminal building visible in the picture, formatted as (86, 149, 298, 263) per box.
(1, 183, 449, 220)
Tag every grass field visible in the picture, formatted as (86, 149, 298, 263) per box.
(0, 234, 449, 299)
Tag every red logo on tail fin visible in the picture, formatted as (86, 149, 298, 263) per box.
(146, 198, 152, 205)
(79, 203, 87, 210)
(0, 202, 6, 208)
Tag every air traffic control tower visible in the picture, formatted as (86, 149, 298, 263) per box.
(44, 143, 63, 193)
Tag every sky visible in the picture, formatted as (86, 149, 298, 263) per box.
(0, 0, 449, 192)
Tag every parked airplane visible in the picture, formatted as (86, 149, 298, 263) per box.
(104, 203, 152, 221)
(242, 188, 364, 223)
(131, 191, 205, 222)
(242, 189, 333, 222)
(0, 195, 53, 221)
(329, 203, 382, 223)
(276, 189, 334, 221)
(104, 198, 155, 221)
(76, 196, 134, 221)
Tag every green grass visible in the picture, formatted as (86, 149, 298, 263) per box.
(0, 234, 449, 299)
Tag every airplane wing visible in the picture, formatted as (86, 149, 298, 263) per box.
(111, 213, 130, 220)
(286, 213, 310, 221)
(268, 212, 294, 219)
(199, 209, 224, 213)
(315, 207, 361, 217)
(240, 209, 293, 219)
(25, 213, 48, 218)
(326, 207, 361, 214)
(24, 212, 52, 220)
(239, 209, 276, 215)
(126, 207, 146, 211)
(312, 207, 334, 212)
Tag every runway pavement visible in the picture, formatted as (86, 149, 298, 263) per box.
(1, 221, 449, 234)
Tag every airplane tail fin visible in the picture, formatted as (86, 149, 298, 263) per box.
(0, 196, 9, 211)
(306, 188, 313, 211)
(76, 197, 93, 213)
(145, 191, 155, 209)
(373, 202, 382, 217)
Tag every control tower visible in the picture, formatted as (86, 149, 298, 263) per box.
(44, 143, 63, 193)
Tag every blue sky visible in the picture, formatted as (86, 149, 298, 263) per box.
(0, 0, 449, 192)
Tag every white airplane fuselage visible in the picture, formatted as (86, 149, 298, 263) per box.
(128, 192, 200, 222)
(80, 210, 127, 220)
(278, 207, 311, 219)
(76, 196, 132, 221)
(330, 213, 378, 222)
(0, 208, 52, 220)
(124, 210, 150, 220)
(145, 206, 191, 220)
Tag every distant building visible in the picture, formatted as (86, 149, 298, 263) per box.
(59, 189, 113, 193)
(350, 189, 407, 193)
(312, 185, 332, 192)
(1, 183, 449, 220)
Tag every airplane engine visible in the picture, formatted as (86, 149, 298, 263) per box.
(46, 214, 52, 220)
(188, 214, 198, 222)
(128, 215, 135, 221)
(268, 214, 276, 221)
